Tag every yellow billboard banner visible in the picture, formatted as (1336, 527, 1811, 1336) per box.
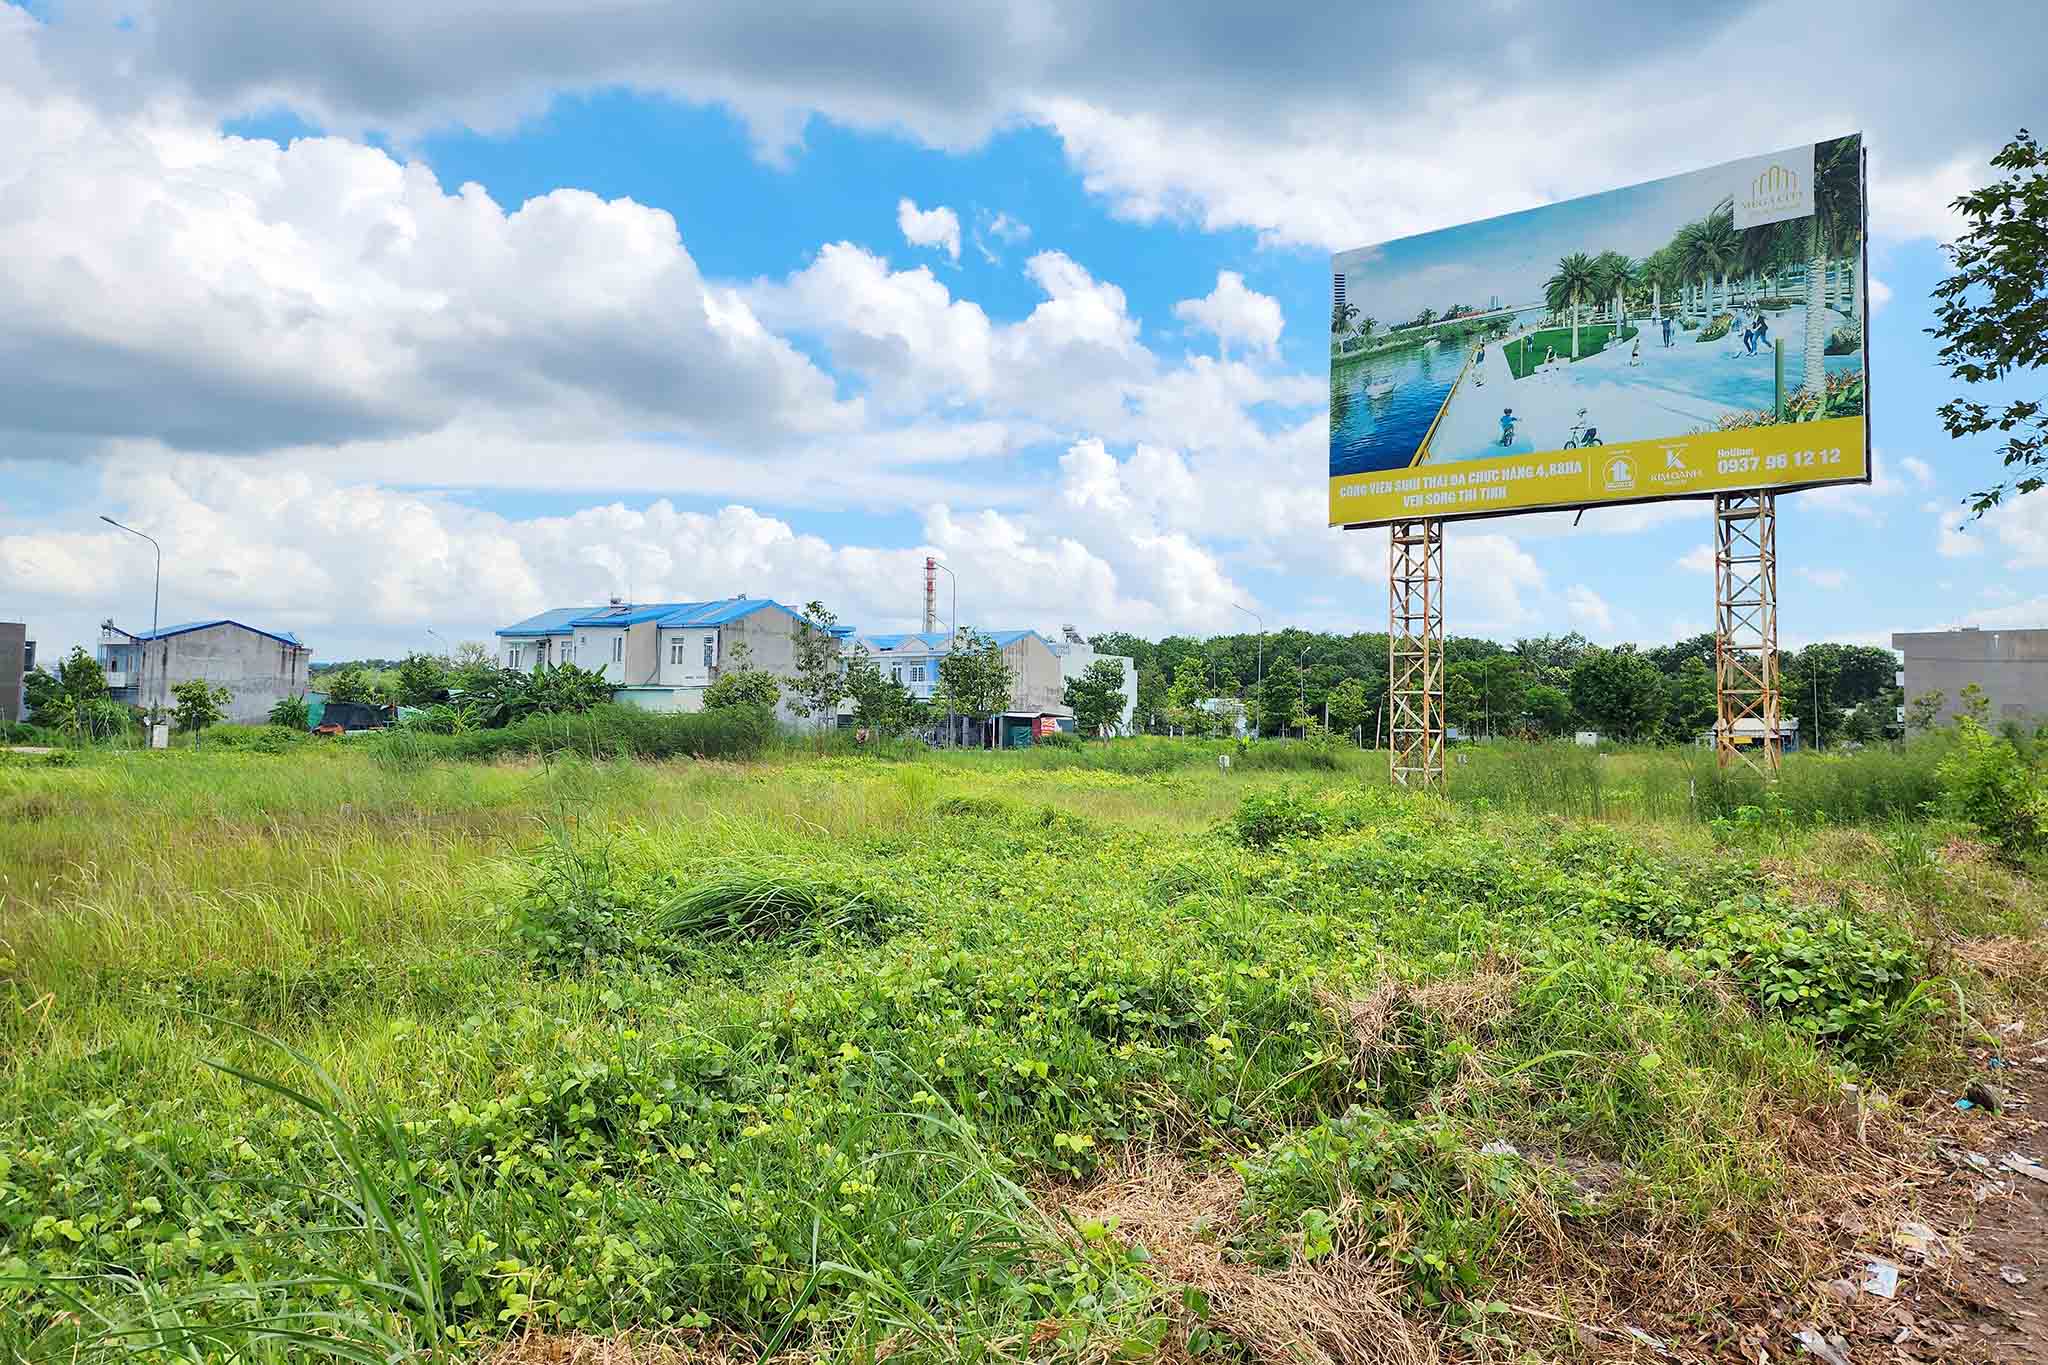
(1329, 135, 1869, 528)
(1330, 416, 1866, 526)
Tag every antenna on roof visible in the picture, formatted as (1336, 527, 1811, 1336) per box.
(608, 594, 623, 606)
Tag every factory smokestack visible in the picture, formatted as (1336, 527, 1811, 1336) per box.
(923, 556, 938, 633)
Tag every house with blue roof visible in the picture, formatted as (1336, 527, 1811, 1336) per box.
(97, 617, 312, 726)
(840, 626, 1074, 744)
(495, 596, 812, 720)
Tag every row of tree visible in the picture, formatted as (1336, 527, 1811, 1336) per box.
(1092, 628, 1903, 747)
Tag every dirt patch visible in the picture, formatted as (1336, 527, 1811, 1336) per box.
(486, 1331, 755, 1365)
(1042, 1152, 1432, 1365)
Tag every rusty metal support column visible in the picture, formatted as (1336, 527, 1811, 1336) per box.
(1388, 519, 1445, 790)
(1714, 492, 1781, 774)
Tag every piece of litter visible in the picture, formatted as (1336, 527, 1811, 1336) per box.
(1968, 1079, 2006, 1112)
(1622, 1325, 1671, 1357)
(2003, 1265, 2029, 1286)
(1967, 1151, 1995, 1170)
(1817, 1277, 1857, 1303)
(1795, 1328, 1853, 1365)
(1478, 1140, 1518, 1157)
(1958, 1098, 1975, 1110)
(1863, 1259, 1900, 1298)
(1897, 1221, 1939, 1255)
(2001, 1153, 2048, 1185)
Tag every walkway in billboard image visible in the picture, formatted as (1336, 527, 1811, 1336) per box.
(1328, 136, 1867, 527)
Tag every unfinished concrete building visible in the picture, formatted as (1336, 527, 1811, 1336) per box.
(98, 619, 312, 724)
(1891, 626, 2048, 728)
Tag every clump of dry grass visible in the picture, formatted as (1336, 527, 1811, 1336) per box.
(1318, 955, 1521, 1110)
(1044, 1153, 1432, 1365)
(486, 1331, 760, 1365)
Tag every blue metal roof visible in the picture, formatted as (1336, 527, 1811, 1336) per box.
(496, 606, 603, 638)
(853, 629, 1047, 653)
(496, 598, 804, 637)
(118, 619, 304, 648)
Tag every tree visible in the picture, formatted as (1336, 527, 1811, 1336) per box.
(56, 646, 110, 702)
(1545, 252, 1600, 357)
(1325, 677, 1371, 741)
(934, 629, 1015, 743)
(1525, 684, 1573, 737)
(1064, 658, 1128, 739)
(1164, 658, 1215, 736)
(1932, 129, 2048, 516)
(1662, 658, 1718, 743)
(1133, 663, 1167, 734)
(1568, 647, 1666, 742)
(1803, 135, 1862, 395)
(268, 695, 311, 730)
(702, 641, 782, 714)
(449, 642, 498, 695)
(170, 678, 232, 743)
(393, 651, 450, 707)
(1255, 663, 1303, 737)
(1692, 208, 1740, 326)
(1331, 297, 1358, 335)
(324, 668, 372, 704)
(1960, 681, 1993, 725)
(784, 601, 848, 729)
(22, 665, 61, 718)
(1906, 690, 1947, 733)
(843, 647, 912, 738)
(527, 661, 614, 715)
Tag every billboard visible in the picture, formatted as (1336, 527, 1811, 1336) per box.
(1329, 136, 1868, 528)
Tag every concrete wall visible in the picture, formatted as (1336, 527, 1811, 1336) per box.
(0, 622, 25, 725)
(1052, 642, 1137, 733)
(1893, 627, 2048, 726)
(1005, 635, 1071, 716)
(720, 608, 808, 726)
(157, 624, 311, 724)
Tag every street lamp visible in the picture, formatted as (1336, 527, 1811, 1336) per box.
(1298, 645, 1317, 739)
(930, 560, 959, 745)
(426, 627, 448, 656)
(1232, 603, 1263, 736)
(100, 515, 162, 724)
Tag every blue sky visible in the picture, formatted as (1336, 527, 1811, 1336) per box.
(0, 0, 2041, 662)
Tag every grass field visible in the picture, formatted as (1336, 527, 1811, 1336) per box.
(1502, 325, 1638, 379)
(2, 737, 2041, 1362)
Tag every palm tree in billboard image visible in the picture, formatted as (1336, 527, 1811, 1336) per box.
(1331, 297, 1358, 335)
(1694, 207, 1741, 324)
(1673, 221, 1707, 320)
(1590, 251, 1628, 329)
(1545, 252, 1599, 358)
(1803, 135, 1862, 395)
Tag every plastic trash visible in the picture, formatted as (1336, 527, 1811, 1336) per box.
(1796, 1328, 1853, 1365)
(2002, 1265, 2028, 1286)
(2002, 1153, 2048, 1185)
(1863, 1259, 1900, 1298)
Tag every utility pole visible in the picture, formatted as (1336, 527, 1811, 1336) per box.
(100, 515, 163, 744)
(1233, 603, 1263, 736)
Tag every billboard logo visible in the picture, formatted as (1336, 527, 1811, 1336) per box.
(1603, 456, 1636, 491)
(1664, 449, 1686, 472)
(1733, 143, 1815, 229)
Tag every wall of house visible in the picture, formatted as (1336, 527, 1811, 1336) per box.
(1005, 636, 1071, 716)
(657, 628, 720, 688)
(1054, 644, 1137, 732)
(721, 609, 810, 725)
(159, 625, 310, 724)
(0, 622, 25, 725)
(1894, 628, 2048, 726)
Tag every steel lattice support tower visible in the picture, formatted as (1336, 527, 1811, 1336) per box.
(1388, 519, 1445, 789)
(1714, 492, 1781, 774)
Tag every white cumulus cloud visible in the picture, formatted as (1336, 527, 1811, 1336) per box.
(1173, 271, 1284, 358)
(896, 197, 961, 261)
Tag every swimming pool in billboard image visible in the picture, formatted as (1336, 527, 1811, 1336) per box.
(1328, 136, 1866, 525)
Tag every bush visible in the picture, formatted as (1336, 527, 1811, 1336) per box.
(1034, 730, 1082, 750)
(1938, 718, 2047, 859)
(201, 724, 309, 753)
(267, 696, 311, 730)
(1824, 320, 1862, 355)
(1695, 313, 1732, 342)
(366, 702, 777, 764)
(1231, 788, 1329, 848)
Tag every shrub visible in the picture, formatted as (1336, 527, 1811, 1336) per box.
(1824, 320, 1862, 355)
(267, 695, 311, 729)
(1695, 312, 1732, 342)
(1034, 730, 1082, 750)
(202, 724, 309, 753)
(1231, 789, 1329, 847)
(366, 702, 776, 764)
(1938, 718, 2047, 859)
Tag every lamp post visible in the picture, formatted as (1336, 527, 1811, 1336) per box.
(426, 627, 448, 656)
(1232, 603, 1262, 736)
(100, 515, 162, 733)
(1297, 645, 1317, 740)
(931, 561, 958, 745)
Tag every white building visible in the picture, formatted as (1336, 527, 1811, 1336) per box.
(1047, 625, 1138, 734)
(494, 597, 812, 723)
(841, 628, 1073, 745)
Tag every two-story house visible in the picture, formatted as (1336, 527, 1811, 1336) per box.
(843, 628, 1073, 744)
(98, 618, 312, 725)
(494, 597, 812, 723)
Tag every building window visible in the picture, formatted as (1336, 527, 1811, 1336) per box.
(507, 646, 522, 668)
(703, 637, 715, 670)
(670, 639, 686, 666)
(911, 665, 926, 684)
(612, 636, 624, 664)
(891, 665, 903, 682)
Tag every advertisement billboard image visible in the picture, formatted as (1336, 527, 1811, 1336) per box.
(1329, 135, 1867, 528)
